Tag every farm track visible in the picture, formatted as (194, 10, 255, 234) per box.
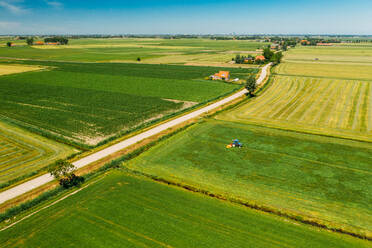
(0, 63, 272, 205)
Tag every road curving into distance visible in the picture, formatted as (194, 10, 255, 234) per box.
(0, 63, 272, 205)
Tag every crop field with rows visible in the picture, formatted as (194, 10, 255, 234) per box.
(0, 171, 368, 248)
(0, 122, 76, 185)
(0, 61, 252, 146)
(126, 120, 372, 238)
(217, 75, 372, 142)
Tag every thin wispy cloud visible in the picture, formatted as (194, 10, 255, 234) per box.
(45, 0, 63, 9)
(0, 0, 27, 14)
(0, 21, 20, 30)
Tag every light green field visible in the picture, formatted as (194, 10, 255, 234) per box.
(217, 75, 372, 142)
(284, 44, 372, 64)
(0, 38, 266, 66)
(275, 62, 372, 80)
(0, 122, 76, 185)
(126, 120, 372, 238)
(0, 171, 369, 248)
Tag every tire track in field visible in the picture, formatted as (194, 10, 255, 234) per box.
(277, 78, 319, 120)
(252, 77, 296, 118)
(235, 80, 281, 116)
(346, 82, 362, 129)
(252, 77, 295, 118)
(323, 80, 348, 127)
(239, 77, 288, 117)
(286, 78, 322, 121)
(266, 78, 305, 119)
(337, 81, 358, 129)
(296, 79, 334, 124)
(367, 82, 372, 132)
(269, 77, 307, 119)
(329, 80, 352, 129)
(351, 82, 368, 130)
(310, 80, 339, 126)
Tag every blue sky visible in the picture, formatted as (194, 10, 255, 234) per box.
(0, 0, 372, 35)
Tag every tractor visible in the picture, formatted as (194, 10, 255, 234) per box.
(226, 139, 243, 148)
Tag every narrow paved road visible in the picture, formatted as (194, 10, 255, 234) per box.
(0, 63, 271, 204)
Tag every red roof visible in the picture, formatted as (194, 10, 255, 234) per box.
(255, 55, 265, 61)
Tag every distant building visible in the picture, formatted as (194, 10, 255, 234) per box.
(255, 55, 266, 61)
(271, 44, 279, 49)
(317, 43, 333, 46)
(210, 71, 230, 81)
(35, 41, 44, 45)
(244, 57, 253, 63)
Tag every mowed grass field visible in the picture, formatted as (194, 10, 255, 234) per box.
(0, 122, 76, 185)
(0, 38, 267, 65)
(0, 61, 252, 146)
(284, 43, 372, 64)
(217, 75, 372, 142)
(0, 171, 369, 248)
(275, 62, 372, 81)
(126, 120, 372, 237)
(0, 64, 43, 76)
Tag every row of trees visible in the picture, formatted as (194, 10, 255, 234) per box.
(44, 37, 69, 45)
(300, 38, 341, 46)
(234, 48, 283, 65)
(233, 54, 254, 64)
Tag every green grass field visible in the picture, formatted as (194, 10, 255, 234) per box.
(0, 38, 267, 65)
(0, 171, 369, 248)
(0, 122, 76, 185)
(126, 120, 372, 237)
(275, 62, 372, 81)
(0, 61, 252, 146)
(284, 44, 372, 64)
(217, 75, 372, 142)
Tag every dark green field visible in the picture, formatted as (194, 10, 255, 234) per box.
(126, 119, 372, 237)
(0, 171, 368, 248)
(0, 61, 252, 146)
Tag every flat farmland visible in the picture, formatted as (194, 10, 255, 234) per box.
(0, 122, 76, 185)
(0, 61, 252, 146)
(275, 62, 372, 81)
(126, 120, 372, 237)
(284, 44, 372, 64)
(217, 75, 372, 142)
(0, 38, 267, 65)
(0, 171, 368, 248)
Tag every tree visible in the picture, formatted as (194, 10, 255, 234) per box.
(245, 75, 257, 96)
(137, 57, 141, 62)
(263, 47, 274, 60)
(6, 42, 12, 47)
(271, 52, 283, 64)
(48, 160, 84, 188)
(26, 37, 34, 46)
